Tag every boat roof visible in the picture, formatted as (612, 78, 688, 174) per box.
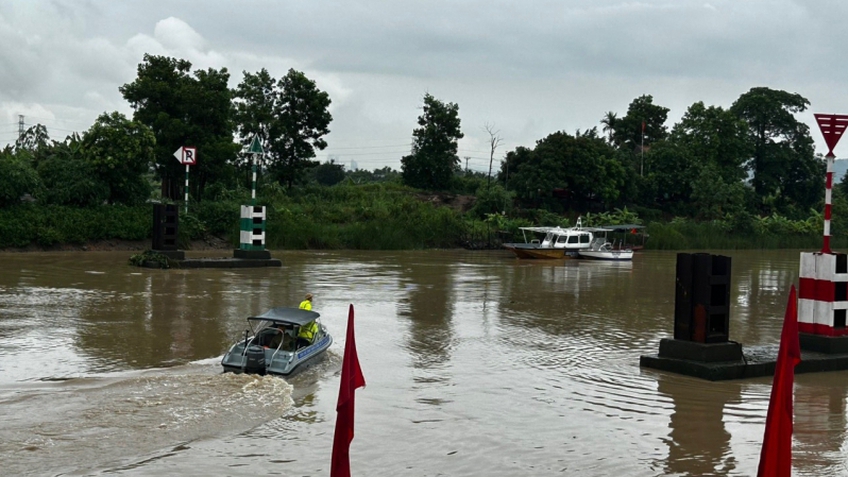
(595, 224, 646, 232)
(248, 307, 320, 326)
(518, 226, 591, 234)
(518, 224, 645, 234)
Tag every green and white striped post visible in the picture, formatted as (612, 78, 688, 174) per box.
(239, 136, 266, 251)
(239, 205, 266, 251)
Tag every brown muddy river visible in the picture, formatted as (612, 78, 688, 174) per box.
(0, 249, 845, 476)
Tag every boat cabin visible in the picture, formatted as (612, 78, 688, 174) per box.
(519, 226, 593, 250)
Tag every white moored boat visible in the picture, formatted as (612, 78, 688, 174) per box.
(502, 218, 593, 259)
(576, 224, 645, 261)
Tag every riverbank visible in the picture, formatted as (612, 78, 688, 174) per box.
(0, 235, 232, 253)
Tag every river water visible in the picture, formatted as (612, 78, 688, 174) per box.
(0, 249, 845, 476)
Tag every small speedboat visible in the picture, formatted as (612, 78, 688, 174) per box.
(221, 307, 333, 376)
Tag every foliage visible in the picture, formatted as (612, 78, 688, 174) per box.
(15, 124, 51, 157)
(129, 250, 172, 269)
(0, 149, 41, 207)
(234, 68, 333, 189)
(345, 166, 401, 185)
(314, 159, 346, 186)
(469, 183, 514, 218)
(120, 54, 240, 201)
(670, 102, 750, 184)
(401, 93, 464, 190)
(36, 151, 109, 207)
(730, 87, 821, 216)
(611, 95, 669, 154)
(503, 130, 628, 210)
(689, 163, 747, 220)
(581, 207, 641, 227)
(81, 111, 155, 205)
(0, 204, 150, 248)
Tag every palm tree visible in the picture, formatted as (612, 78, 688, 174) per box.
(600, 111, 617, 145)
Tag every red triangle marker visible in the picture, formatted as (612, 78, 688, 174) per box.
(815, 113, 848, 156)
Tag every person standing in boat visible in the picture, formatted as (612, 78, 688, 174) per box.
(297, 293, 318, 347)
(299, 293, 313, 311)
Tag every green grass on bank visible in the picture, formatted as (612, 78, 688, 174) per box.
(0, 183, 843, 251)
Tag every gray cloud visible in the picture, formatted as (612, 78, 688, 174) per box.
(2, 0, 848, 167)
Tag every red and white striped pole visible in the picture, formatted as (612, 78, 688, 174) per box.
(814, 114, 848, 254)
(824, 152, 834, 254)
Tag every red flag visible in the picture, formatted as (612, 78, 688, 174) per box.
(331, 304, 366, 477)
(757, 285, 801, 477)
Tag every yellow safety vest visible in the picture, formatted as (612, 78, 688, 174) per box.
(298, 321, 318, 341)
(299, 300, 312, 311)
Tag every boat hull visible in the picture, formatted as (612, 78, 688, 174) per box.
(577, 249, 634, 261)
(221, 333, 333, 376)
(503, 243, 581, 259)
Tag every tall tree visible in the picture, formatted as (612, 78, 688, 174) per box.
(233, 68, 277, 177)
(274, 69, 332, 189)
(730, 87, 822, 215)
(484, 122, 502, 190)
(120, 54, 239, 201)
(600, 111, 617, 144)
(612, 95, 669, 152)
(670, 101, 750, 184)
(612, 95, 670, 177)
(401, 93, 464, 190)
(234, 68, 332, 189)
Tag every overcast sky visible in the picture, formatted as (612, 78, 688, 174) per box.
(2, 0, 848, 172)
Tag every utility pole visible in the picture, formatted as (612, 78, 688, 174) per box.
(18, 115, 24, 139)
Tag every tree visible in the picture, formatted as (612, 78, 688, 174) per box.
(612, 95, 670, 152)
(401, 93, 464, 190)
(36, 135, 109, 207)
(81, 112, 155, 205)
(505, 130, 627, 211)
(612, 95, 670, 177)
(484, 122, 502, 190)
(234, 68, 332, 189)
(730, 87, 822, 215)
(600, 111, 617, 144)
(670, 101, 750, 184)
(0, 146, 41, 207)
(233, 68, 276, 186)
(315, 159, 346, 186)
(120, 54, 239, 201)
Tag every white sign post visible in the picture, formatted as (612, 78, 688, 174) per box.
(173, 147, 197, 213)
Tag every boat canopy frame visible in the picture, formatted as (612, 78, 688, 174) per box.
(248, 307, 320, 328)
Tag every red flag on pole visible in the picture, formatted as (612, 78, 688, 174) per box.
(331, 304, 366, 477)
(757, 285, 801, 477)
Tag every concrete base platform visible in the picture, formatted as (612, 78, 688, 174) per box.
(233, 249, 272, 260)
(151, 249, 185, 260)
(800, 333, 848, 354)
(173, 257, 281, 268)
(641, 338, 848, 381)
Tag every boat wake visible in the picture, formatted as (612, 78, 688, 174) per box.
(0, 362, 294, 476)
